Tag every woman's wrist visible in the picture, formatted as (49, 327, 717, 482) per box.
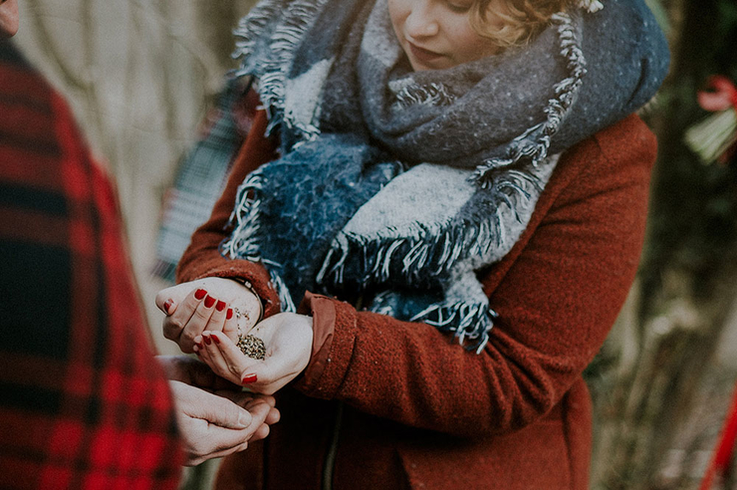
(293, 292, 336, 393)
(228, 277, 264, 331)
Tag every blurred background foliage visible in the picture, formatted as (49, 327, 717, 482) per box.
(9, 0, 737, 488)
(589, 0, 737, 488)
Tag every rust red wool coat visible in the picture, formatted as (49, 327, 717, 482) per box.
(178, 107, 657, 489)
(0, 41, 182, 489)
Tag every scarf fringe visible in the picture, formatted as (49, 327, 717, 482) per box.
(266, 265, 298, 312)
(577, 0, 604, 13)
(393, 82, 457, 110)
(371, 290, 497, 353)
(222, 173, 265, 262)
(315, 169, 539, 288)
(222, 171, 299, 312)
(225, 161, 535, 343)
(411, 302, 497, 354)
(233, 0, 328, 138)
(316, 224, 478, 288)
(232, 0, 285, 59)
(473, 12, 586, 187)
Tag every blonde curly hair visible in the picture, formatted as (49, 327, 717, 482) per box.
(470, 0, 574, 48)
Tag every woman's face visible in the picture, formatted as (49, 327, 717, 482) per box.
(0, 0, 19, 38)
(387, 0, 501, 71)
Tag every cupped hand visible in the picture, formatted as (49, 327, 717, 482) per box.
(195, 312, 313, 395)
(169, 380, 279, 466)
(156, 277, 262, 353)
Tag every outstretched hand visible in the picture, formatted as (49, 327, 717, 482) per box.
(169, 381, 276, 466)
(157, 355, 280, 466)
(195, 312, 314, 395)
(156, 277, 262, 353)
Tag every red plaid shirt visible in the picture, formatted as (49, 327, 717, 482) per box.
(0, 41, 183, 489)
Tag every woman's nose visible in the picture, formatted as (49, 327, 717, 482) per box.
(404, 0, 440, 38)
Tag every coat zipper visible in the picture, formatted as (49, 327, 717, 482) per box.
(322, 401, 345, 490)
(323, 294, 360, 490)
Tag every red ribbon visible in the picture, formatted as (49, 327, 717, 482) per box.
(698, 75, 737, 112)
(700, 383, 737, 490)
(696, 76, 737, 164)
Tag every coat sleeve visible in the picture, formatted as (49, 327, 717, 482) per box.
(176, 109, 283, 316)
(293, 115, 657, 438)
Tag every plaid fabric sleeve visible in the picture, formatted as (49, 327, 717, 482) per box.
(0, 41, 183, 489)
(153, 78, 258, 282)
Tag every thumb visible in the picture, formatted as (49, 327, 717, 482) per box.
(202, 395, 253, 430)
(179, 383, 253, 430)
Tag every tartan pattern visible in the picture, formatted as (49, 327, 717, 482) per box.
(153, 79, 256, 282)
(0, 41, 182, 489)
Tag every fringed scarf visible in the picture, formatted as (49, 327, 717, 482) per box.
(222, 0, 669, 351)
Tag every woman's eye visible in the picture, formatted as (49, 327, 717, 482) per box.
(446, 0, 471, 13)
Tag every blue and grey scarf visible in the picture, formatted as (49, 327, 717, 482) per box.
(222, 0, 669, 351)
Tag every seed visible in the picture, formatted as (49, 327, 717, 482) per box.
(237, 334, 266, 360)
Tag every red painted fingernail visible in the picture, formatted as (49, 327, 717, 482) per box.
(242, 374, 257, 384)
(216, 300, 226, 311)
(163, 299, 173, 314)
(212, 334, 221, 344)
(195, 289, 207, 300)
(203, 335, 212, 345)
(204, 295, 216, 308)
(226, 308, 233, 320)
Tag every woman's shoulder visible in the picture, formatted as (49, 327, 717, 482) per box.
(553, 114, 657, 193)
(591, 113, 658, 167)
(535, 113, 658, 217)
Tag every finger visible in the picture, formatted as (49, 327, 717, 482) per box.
(156, 282, 204, 316)
(209, 331, 264, 386)
(241, 402, 273, 443)
(187, 439, 251, 466)
(222, 307, 239, 344)
(199, 331, 228, 380)
(242, 398, 272, 428)
(155, 286, 181, 315)
(187, 398, 270, 459)
(162, 287, 207, 346)
(243, 396, 273, 412)
(207, 298, 229, 333)
(204, 424, 253, 448)
(266, 406, 281, 425)
(250, 424, 271, 442)
(179, 291, 217, 352)
(194, 334, 216, 372)
(186, 386, 254, 431)
(202, 331, 247, 385)
(163, 298, 175, 315)
(253, 394, 276, 408)
(214, 393, 278, 427)
(181, 424, 252, 467)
